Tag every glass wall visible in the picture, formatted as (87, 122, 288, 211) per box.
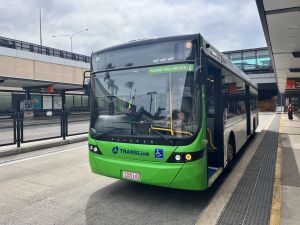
(65, 94, 90, 110)
(223, 48, 272, 72)
(0, 91, 89, 112)
(0, 92, 12, 112)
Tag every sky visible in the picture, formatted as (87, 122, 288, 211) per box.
(0, 0, 266, 55)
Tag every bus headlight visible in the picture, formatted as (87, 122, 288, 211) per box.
(89, 144, 103, 155)
(167, 150, 204, 163)
(175, 154, 181, 161)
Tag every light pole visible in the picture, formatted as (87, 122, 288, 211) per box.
(52, 28, 88, 52)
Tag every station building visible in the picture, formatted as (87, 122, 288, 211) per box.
(0, 36, 90, 114)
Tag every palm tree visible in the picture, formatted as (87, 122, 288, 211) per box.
(107, 79, 119, 95)
(104, 72, 110, 82)
(124, 81, 134, 99)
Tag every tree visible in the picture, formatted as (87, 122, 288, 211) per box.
(104, 72, 118, 95)
(124, 81, 134, 99)
(107, 79, 119, 95)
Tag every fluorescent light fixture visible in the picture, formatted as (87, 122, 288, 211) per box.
(292, 52, 300, 58)
(288, 25, 299, 30)
(289, 68, 300, 72)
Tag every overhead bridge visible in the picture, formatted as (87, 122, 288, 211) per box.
(0, 36, 90, 91)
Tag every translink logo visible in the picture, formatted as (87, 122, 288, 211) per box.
(112, 146, 119, 154)
(111, 146, 149, 157)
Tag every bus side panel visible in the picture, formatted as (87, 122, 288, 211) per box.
(223, 116, 248, 167)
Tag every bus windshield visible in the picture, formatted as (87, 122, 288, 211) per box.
(91, 63, 200, 141)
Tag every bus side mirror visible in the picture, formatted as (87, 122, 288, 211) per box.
(83, 70, 91, 95)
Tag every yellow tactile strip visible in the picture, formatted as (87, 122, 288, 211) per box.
(269, 114, 282, 225)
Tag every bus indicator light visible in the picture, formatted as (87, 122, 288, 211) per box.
(185, 154, 192, 161)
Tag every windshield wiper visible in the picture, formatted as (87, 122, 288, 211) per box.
(150, 129, 175, 145)
(90, 127, 128, 138)
(124, 63, 133, 67)
(111, 121, 174, 145)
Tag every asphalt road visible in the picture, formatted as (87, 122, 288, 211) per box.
(0, 140, 223, 225)
(0, 113, 274, 225)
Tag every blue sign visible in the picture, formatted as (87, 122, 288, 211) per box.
(155, 149, 164, 159)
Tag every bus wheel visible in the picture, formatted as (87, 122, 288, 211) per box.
(226, 138, 235, 171)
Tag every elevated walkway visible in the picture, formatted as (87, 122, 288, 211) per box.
(0, 36, 90, 91)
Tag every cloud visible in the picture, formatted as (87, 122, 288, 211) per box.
(0, 0, 266, 55)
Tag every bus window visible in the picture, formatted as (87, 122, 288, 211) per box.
(222, 70, 246, 120)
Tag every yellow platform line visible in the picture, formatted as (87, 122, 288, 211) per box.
(269, 114, 282, 225)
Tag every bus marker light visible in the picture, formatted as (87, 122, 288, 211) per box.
(185, 154, 192, 161)
(89, 145, 94, 151)
(185, 41, 192, 49)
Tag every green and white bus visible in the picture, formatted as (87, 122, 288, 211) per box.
(87, 34, 258, 190)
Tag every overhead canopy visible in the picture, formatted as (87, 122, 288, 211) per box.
(256, 0, 300, 93)
(0, 76, 83, 92)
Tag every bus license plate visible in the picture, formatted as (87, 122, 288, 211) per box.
(122, 171, 141, 181)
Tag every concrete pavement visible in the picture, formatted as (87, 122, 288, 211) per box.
(280, 112, 300, 225)
(0, 142, 214, 225)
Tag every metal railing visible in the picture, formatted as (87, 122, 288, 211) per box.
(0, 110, 90, 148)
(0, 36, 91, 63)
(0, 112, 17, 146)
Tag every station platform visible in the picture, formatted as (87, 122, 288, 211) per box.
(199, 112, 300, 225)
(195, 112, 300, 225)
(279, 112, 300, 225)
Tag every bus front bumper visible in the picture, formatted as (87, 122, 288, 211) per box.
(89, 152, 208, 190)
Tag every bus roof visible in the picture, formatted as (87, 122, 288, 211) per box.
(93, 34, 199, 55)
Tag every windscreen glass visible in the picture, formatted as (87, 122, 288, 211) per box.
(91, 63, 200, 140)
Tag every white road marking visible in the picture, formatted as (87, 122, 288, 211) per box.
(0, 145, 86, 167)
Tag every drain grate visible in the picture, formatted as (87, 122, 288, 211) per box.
(216, 114, 280, 225)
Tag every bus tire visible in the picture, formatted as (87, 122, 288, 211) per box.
(226, 136, 235, 172)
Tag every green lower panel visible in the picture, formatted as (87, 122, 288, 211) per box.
(170, 152, 208, 190)
(89, 151, 208, 190)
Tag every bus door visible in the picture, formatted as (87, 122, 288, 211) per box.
(206, 65, 223, 167)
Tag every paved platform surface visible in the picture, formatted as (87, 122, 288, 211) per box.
(216, 114, 280, 225)
(280, 113, 300, 225)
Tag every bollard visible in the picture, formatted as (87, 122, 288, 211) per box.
(16, 112, 21, 147)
